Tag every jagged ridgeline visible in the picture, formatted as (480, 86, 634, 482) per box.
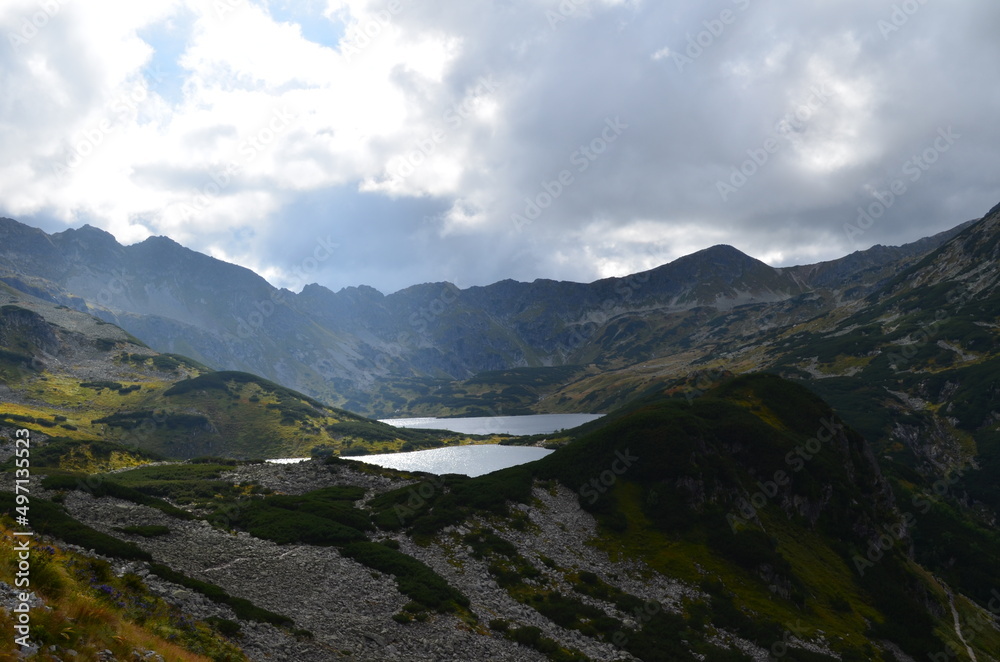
(0, 214, 978, 418)
(0, 291, 461, 459)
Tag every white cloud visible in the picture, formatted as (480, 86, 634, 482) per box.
(0, 0, 998, 294)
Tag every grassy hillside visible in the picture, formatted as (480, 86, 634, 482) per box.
(0, 516, 250, 661)
(0, 293, 479, 460)
(364, 374, 1000, 660)
(368, 365, 595, 418)
(5, 373, 998, 660)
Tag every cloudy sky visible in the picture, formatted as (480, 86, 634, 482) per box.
(1, 0, 998, 294)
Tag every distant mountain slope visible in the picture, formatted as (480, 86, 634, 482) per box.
(0, 286, 462, 459)
(785, 219, 977, 294)
(0, 214, 975, 416)
(768, 205, 1000, 459)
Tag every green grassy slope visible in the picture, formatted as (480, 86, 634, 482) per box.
(0, 294, 474, 459)
(366, 374, 1000, 660)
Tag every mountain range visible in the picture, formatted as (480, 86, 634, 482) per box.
(0, 215, 978, 418)
(1, 204, 999, 661)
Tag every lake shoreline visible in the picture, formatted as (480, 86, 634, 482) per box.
(378, 412, 603, 436)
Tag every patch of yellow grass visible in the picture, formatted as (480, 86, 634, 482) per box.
(0, 522, 245, 661)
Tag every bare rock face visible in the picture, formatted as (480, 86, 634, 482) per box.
(0, 304, 59, 357)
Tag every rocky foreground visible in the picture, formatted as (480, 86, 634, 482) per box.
(1, 458, 836, 661)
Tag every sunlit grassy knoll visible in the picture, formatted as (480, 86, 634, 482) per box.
(51, 445, 151, 474)
(32, 373, 167, 410)
(13, 366, 470, 459)
(1, 372, 174, 440)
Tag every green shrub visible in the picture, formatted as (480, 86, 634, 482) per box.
(339, 542, 469, 612)
(510, 625, 542, 647)
(41, 473, 193, 519)
(206, 616, 242, 637)
(148, 563, 293, 627)
(487, 562, 522, 589)
(0, 493, 151, 562)
(188, 456, 239, 465)
(463, 529, 517, 559)
(230, 501, 366, 545)
(80, 381, 124, 391)
(151, 355, 182, 371)
(489, 618, 509, 632)
(91, 410, 210, 431)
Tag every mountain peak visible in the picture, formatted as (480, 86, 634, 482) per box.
(300, 282, 333, 297)
(138, 235, 183, 249)
(692, 244, 753, 260)
(55, 224, 119, 244)
(665, 244, 762, 272)
(336, 284, 384, 298)
(77, 223, 115, 238)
